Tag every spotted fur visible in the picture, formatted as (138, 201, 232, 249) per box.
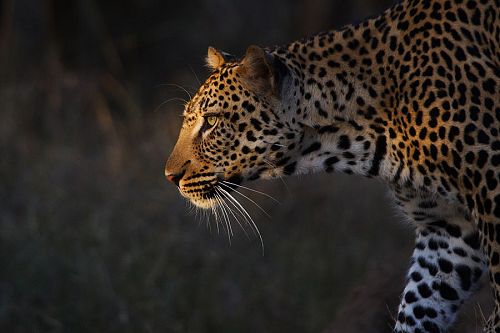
(165, 0, 500, 331)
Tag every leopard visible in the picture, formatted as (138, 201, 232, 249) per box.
(164, 0, 500, 331)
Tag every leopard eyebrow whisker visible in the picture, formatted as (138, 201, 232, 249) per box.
(188, 65, 201, 86)
(153, 97, 189, 113)
(156, 82, 194, 99)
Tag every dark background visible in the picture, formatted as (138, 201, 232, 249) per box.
(0, 0, 491, 332)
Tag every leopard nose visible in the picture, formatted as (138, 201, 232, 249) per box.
(165, 169, 186, 187)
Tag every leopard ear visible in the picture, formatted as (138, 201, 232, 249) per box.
(206, 47, 227, 70)
(238, 45, 272, 81)
(238, 45, 289, 97)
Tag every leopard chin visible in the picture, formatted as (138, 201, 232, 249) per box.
(188, 196, 218, 209)
(178, 186, 219, 209)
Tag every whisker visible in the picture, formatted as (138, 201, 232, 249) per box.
(219, 182, 271, 218)
(156, 82, 193, 99)
(215, 193, 234, 242)
(203, 207, 212, 232)
(188, 65, 202, 85)
(215, 188, 250, 239)
(218, 187, 264, 254)
(262, 158, 276, 167)
(269, 118, 293, 132)
(216, 189, 250, 230)
(214, 194, 230, 237)
(263, 140, 286, 148)
(263, 158, 291, 195)
(221, 180, 280, 204)
(210, 201, 221, 235)
(153, 97, 188, 113)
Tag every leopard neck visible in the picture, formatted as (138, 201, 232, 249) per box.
(272, 2, 409, 182)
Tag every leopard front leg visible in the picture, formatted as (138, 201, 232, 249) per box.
(394, 224, 486, 332)
(391, 187, 487, 332)
(477, 212, 500, 333)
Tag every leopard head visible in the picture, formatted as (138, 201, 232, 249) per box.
(165, 46, 300, 208)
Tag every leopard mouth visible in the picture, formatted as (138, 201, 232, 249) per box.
(177, 172, 265, 248)
(179, 183, 218, 208)
(179, 174, 242, 209)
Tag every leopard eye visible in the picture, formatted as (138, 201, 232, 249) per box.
(206, 116, 217, 127)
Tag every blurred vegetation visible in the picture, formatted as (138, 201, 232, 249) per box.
(0, 0, 491, 332)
